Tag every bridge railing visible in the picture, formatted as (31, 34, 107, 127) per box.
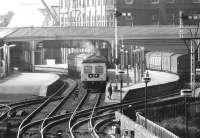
(136, 112, 180, 138)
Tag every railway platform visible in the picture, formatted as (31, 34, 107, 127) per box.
(0, 72, 60, 102)
(105, 69, 180, 103)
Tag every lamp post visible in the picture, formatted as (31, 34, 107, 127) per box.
(121, 44, 125, 69)
(114, 8, 118, 74)
(125, 50, 129, 86)
(120, 44, 125, 69)
(120, 48, 123, 70)
(180, 89, 192, 138)
(142, 71, 151, 128)
(118, 70, 125, 113)
(140, 47, 145, 77)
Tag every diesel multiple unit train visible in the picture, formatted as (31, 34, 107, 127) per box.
(146, 51, 190, 81)
(68, 52, 107, 91)
(81, 54, 107, 90)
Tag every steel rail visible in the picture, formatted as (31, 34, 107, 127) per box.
(40, 83, 78, 138)
(93, 114, 115, 138)
(71, 112, 114, 138)
(68, 90, 89, 138)
(69, 93, 101, 138)
(89, 94, 102, 137)
(36, 91, 186, 137)
(17, 81, 67, 138)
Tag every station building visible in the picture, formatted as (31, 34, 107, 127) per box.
(117, 0, 200, 26)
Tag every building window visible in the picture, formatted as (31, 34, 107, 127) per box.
(98, 0, 101, 6)
(124, 0, 134, 4)
(79, 0, 81, 6)
(168, 0, 175, 3)
(92, 0, 94, 6)
(168, 13, 175, 25)
(152, 14, 159, 25)
(152, 14, 158, 20)
(87, 0, 90, 6)
(65, 0, 70, 8)
(193, 0, 200, 3)
(106, 0, 114, 5)
(73, 0, 76, 8)
(82, 0, 86, 6)
(151, 0, 159, 4)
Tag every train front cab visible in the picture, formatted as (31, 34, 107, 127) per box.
(81, 63, 107, 92)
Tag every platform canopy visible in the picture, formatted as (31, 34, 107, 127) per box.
(0, 28, 17, 39)
(3, 25, 200, 41)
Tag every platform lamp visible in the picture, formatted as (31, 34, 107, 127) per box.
(125, 50, 129, 86)
(118, 70, 125, 113)
(142, 71, 151, 129)
(118, 70, 125, 136)
(121, 44, 125, 70)
(180, 89, 192, 138)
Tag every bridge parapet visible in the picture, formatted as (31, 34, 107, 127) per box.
(115, 111, 158, 138)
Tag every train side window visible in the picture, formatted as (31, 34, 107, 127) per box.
(84, 66, 92, 73)
(95, 66, 104, 74)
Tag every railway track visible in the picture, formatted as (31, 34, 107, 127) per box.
(40, 92, 182, 137)
(0, 98, 48, 122)
(6, 87, 188, 138)
(38, 91, 196, 138)
(40, 85, 86, 138)
(17, 80, 70, 138)
(69, 90, 101, 138)
(0, 77, 72, 122)
(92, 113, 115, 138)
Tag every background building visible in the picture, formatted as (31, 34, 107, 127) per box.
(59, 0, 115, 26)
(117, 0, 200, 26)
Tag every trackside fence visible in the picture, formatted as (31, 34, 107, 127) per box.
(136, 112, 180, 138)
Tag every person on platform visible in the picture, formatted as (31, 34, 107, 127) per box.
(108, 83, 113, 99)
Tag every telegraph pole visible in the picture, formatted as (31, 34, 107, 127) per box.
(191, 40, 196, 96)
(114, 7, 118, 74)
(180, 11, 200, 97)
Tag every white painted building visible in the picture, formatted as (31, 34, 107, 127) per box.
(59, 0, 115, 27)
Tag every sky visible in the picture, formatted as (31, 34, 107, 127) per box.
(0, 0, 59, 14)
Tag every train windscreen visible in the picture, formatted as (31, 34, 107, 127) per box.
(95, 66, 104, 74)
(84, 65, 92, 73)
